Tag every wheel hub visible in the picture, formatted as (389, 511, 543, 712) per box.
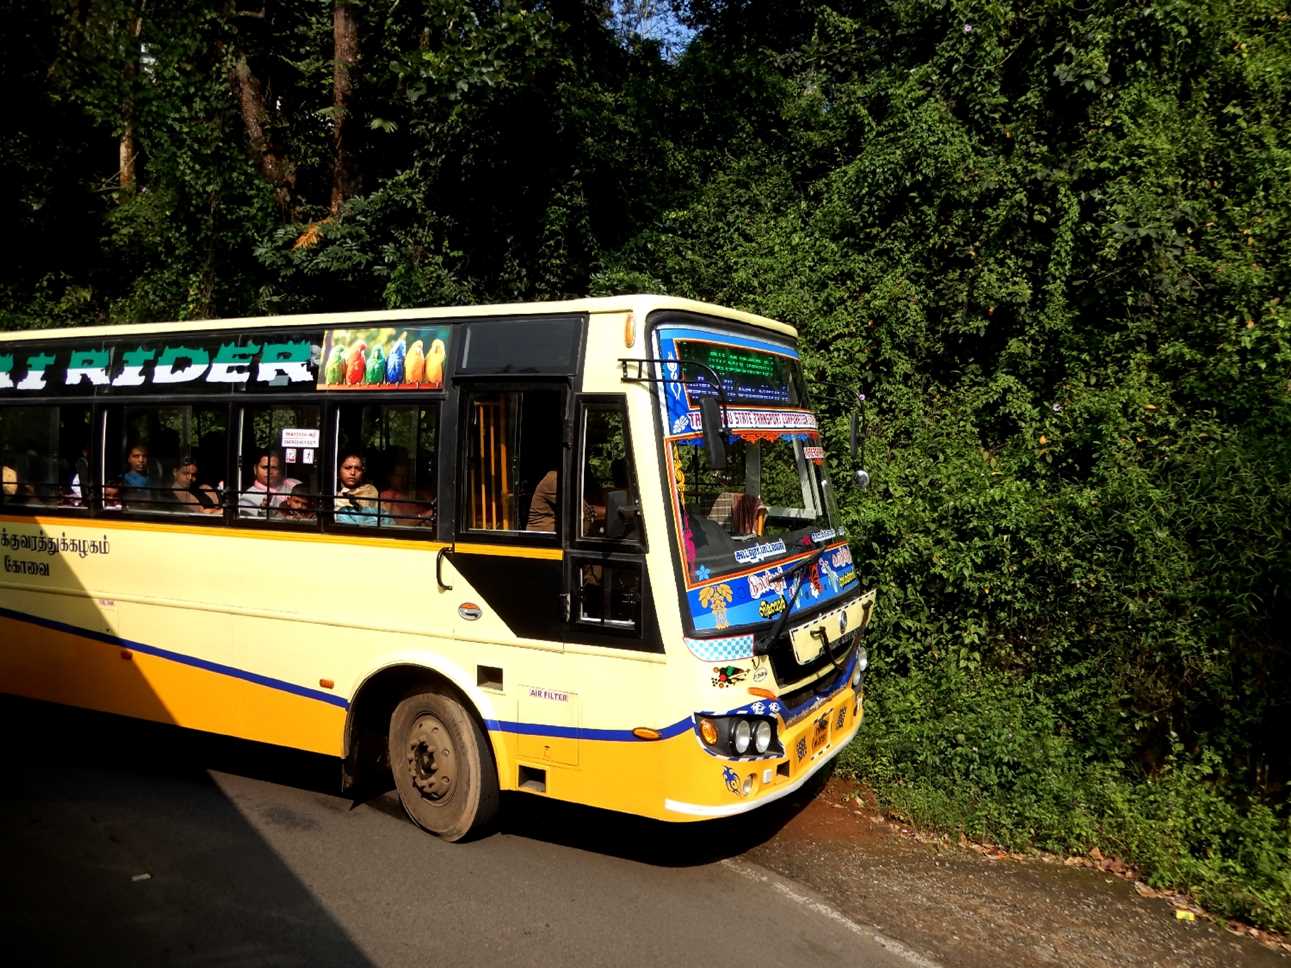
(406, 715, 455, 802)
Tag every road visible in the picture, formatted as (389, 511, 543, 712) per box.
(0, 697, 929, 968)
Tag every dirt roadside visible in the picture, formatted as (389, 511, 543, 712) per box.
(742, 777, 1289, 968)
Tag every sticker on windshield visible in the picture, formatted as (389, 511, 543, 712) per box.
(733, 539, 787, 565)
(804, 445, 825, 463)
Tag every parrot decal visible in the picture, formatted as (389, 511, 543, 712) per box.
(386, 332, 407, 384)
(324, 344, 346, 386)
(345, 341, 367, 385)
(365, 344, 386, 384)
(404, 339, 426, 384)
(426, 338, 447, 388)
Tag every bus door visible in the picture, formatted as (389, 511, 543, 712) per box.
(562, 394, 656, 653)
(448, 382, 567, 643)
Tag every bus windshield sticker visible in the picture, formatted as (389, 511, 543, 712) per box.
(319, 326, 449, 390)
(0, 337, 320, 395)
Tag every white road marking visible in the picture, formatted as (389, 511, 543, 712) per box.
(721, 858, 944, 968)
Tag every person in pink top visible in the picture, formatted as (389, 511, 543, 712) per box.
(239, 448, 301, 517)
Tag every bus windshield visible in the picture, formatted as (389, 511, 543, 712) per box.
(654, 323, 858, 634)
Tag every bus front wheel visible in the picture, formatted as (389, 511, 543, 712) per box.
(388, 690, 499, 842)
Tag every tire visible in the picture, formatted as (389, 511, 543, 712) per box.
(388, 689, 499, 842)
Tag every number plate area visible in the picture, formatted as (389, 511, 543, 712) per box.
(811, 713, 830, 754)
(788, 589, 876, 665)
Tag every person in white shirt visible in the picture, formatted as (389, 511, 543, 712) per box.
(239, 448, 301, 517)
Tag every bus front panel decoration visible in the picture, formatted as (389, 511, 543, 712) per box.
(0, 295, 875, 840)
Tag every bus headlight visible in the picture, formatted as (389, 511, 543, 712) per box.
(732, 719, 752, 755)
(695, 715, 781, 757)
(852, 646, 868, 690)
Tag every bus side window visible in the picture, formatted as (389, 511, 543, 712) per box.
(236, 404, 319, 521)
(103, 404, 227, 514)
(577, 403, 639, 542)
(1, 404, 91, 509)
(463, 388, 563, 534)
(333, 403, 438, 530)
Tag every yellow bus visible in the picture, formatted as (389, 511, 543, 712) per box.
(0, 295, 875, 840)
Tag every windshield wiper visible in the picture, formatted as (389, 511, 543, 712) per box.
(752, 545, 828, 656)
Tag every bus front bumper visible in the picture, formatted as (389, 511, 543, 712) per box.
(662, 684, 863, 819)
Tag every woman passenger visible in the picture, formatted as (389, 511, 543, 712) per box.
(335, 451, 379, 525)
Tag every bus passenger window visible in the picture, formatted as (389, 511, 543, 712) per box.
(334, 404, 438, 530)
(464, 389, 562, 533)
(104, 404, 227, 514)
(576, 560, 643, 630)
(238, 405, 319, 520)
(578, 404, 638, 541)
(1, 405, 90, 509)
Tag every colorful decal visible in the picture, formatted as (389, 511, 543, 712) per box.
(670, 407, 818, 439)
(711, 665, 748, 688)
(697, 583, 734, 630)
(655, 326, 804, 445)
(318, 326, 448, 391)
(0, 338, 318, 395)
(683, 634, 756, 662)
(686, 543, 858, 633)
(722, 765, 741, 796)
(795, 737, 808, 762)
(810, 528, 836, 544)
(804, 445, 826, 463)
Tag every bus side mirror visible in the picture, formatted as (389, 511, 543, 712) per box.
(700, 396, 728, 470)
(604, 489, 639, 541)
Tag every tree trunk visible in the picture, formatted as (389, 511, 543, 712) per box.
(119, 10, 143, 191)
(329, 0, 359, 216)
(231, 54, 295, 214)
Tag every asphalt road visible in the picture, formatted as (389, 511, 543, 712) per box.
(0, 697, 931, 968)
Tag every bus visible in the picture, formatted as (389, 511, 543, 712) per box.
(0, 295, 875, 840)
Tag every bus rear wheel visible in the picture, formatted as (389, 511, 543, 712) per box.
(388, 690, 499, 842)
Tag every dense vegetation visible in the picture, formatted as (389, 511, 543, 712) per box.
(4, 0, 1288, 931)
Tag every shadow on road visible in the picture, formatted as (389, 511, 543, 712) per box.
(4, 693, 832, 876)
(0, 695, 373, 967)
(490, 770, 833, 866)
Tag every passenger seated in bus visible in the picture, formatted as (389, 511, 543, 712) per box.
(240, 448, 300, 517)
(100, 478, 124, 511)
(2, 462, 31, 503)
(526, 469, 558, 531)
(122, 442, 155, 506)
(708, 491, 766, 536)
(378, 460, 434, 527)
(335, 451, 379, 525)
(276, 483, 316, 522)
(170, 457, 222, 514)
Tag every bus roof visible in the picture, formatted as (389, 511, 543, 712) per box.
(0, 295, 797, 343)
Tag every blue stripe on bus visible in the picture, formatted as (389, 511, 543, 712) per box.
(485, 716, 694, 743)
(0, 604, 350, 710)
(654, 326, 800, 359)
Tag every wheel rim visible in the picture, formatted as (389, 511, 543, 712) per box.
(404, 714, 456, 804)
